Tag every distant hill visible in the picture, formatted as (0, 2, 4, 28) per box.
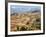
(32, 10, 40, 13)
(11, 10, 40, 16)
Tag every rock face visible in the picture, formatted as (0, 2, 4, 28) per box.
(10, 12, 41, 32)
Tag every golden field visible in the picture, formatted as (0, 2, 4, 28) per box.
(10, 12, 41, 32)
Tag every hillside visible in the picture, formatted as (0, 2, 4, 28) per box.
(10, 12, 41, 32)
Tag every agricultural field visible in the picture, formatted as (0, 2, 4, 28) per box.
(10, 12, 41, 32)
